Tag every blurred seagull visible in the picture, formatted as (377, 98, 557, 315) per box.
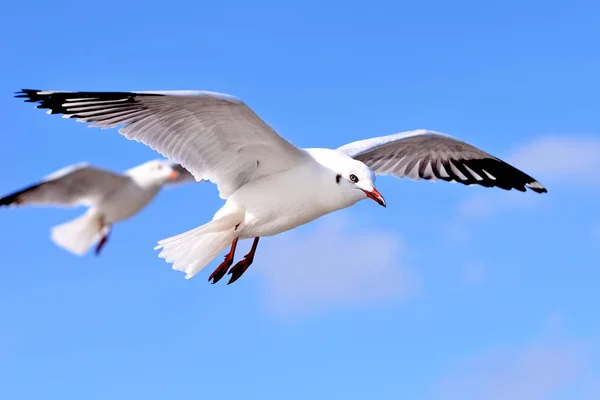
(15, 89, 547, 284)
(0, 159, 195, 256)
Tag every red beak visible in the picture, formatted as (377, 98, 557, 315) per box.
(362, 187, 386, 207)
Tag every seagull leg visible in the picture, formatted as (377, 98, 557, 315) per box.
(208, 237, 239, 284)
(227, 237, 260, 285)
(94, 220, 111, 256)
(94, 217, 111, 256)
(95, 232, 110, 256)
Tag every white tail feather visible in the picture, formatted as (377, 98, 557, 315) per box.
(155, 210, 244, 279)
(50, 211, 101, 256)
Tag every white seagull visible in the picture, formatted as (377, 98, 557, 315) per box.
(15, 89, 547, 284)
(0, 158, 195, 256)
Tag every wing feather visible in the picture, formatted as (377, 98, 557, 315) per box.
(338, 129, 547, 193)
(16, 89, 310, 199)
(0, 164, 128, 208)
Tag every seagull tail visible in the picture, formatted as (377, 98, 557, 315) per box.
(50, 211, 101, 256)
(155, 208, 245, 279)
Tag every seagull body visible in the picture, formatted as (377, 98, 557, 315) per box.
(221, 149, 374, 237)
(16, 89, 546, 283)
(0, 159, 194, 256)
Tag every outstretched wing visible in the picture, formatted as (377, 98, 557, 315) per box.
(0, 163, 128, 208)
(338, 129, 547, 193)
(16, 89, 310, 199)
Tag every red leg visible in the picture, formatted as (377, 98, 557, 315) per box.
(94, 217, 110, 256)
(227, 237, 260, 285)
(95, 230, 110, 256)
(208, 238, 239, 284)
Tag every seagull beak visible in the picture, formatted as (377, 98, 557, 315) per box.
(362, 187, 386, 207)
(168, 170, 179, 180)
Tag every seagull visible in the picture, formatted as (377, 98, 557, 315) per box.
(15, 89, 547, 284)
(0, 158, 195, 256)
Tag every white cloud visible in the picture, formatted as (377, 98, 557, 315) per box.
(453, 183, 530, 221)
(455, 135, 600, 220)
(508, 135, 600, 185)
(255, 213, 419, 316)
(431, 340, 587, 400)
(455, 189, 543, 219)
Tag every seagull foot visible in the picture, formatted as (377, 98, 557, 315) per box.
(226, 237, 260, 285)
(95, 234, 109, 256)
(208, 238, 239, 284)
(208, 255, 234, 284)
(227, 256, 254, 285)
(95, 217, 109, 256)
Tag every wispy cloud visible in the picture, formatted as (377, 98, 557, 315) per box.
(454, 189, 542, 219)
(455, 134, 600, 220)
(430, 339, 589, 400)
(255, 213, 419, 316)
(509, 135, 600, 186)
(441, 134, 600, 285)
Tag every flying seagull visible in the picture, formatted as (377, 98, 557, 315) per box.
(15, 89, 547, 284)
(0, 158, 195, 256)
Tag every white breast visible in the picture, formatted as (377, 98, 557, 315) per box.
(225, 161, 362, 238)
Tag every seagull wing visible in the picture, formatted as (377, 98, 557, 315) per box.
(16, 90, 310, 199)
(0, 163, 129, 208)
(337, 129, 547, 193)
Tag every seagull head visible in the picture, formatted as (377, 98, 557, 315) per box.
(329, 153, 386, 208)
(127, 159, 180, 186)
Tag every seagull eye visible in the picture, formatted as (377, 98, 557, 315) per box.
(349, 174, 359, 183)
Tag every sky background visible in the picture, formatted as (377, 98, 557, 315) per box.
(1, 1, 599, 399)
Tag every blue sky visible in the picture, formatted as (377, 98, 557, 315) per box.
(1, 1, 599, 399)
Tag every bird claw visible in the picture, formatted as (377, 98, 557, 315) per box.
(227, 256, 253, 285)
(95, 234, 109, 256)
(208, 255, 234, 284)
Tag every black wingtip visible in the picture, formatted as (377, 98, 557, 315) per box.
(0, 182, 43, 207)
(526, 181, 548, 194)
(14, 89, 54, 109)
(0, 196, 14, 207)
(13, 89, 150, 118)
(13, 89, 78, 115)
(0, 189, 22, 207)
(0, 191, 23, 207)
(14, 89, 40, 100)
